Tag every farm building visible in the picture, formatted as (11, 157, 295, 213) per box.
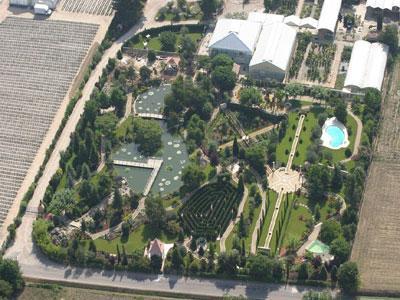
(344, 40, 389, 92)
(317, 0, 342, 40)
(249, 22, 297, 81)
(366, 0, 400, 11)
(208, 18, 262, 64)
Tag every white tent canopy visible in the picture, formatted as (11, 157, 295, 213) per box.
(247, 12, 284, 25)
(366, 0, 400, 9)
(300, 17, 318, 29)
(209, 19, 262, 54)
(318, 0, 342, 32)
(344, 40, 388, 91)
(284, 15, 301, 26)
(250, 22, 297, 72)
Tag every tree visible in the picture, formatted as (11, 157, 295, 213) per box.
(319, 265, 328, 281)
(334, 100, 347, 124)
(320, 220, 342, 245)
(302, 290, 333, 300)
(298, 262, 309, 280)
(150, 255, 163, 272)
(48, 188, 75, 216)
(331, 164, 343, 192)
(147, 50, 156, 63)
(232, 136, 239, 158)
(306, 165, 330, 203)
(338, 262, 360, 294)
(112, 187, 123, 210)
(314, 204, 321, 222)
(121, 222, 130, 240)
(237, 175, 244, 195)
(0, 259, 24, 292)
(179, 32, 197, 71)
(145, 195, 166, 229)
(133, 118, 163, 156)
(330, 237, 350, 265)
(0, 280, 13, 299)
(211, 54, 234, 70)
(211, 66, 236, 93)
(181, 164, 206, 194)
(217, 251, 240, 275)
(160, 31, 177, 52)
(112, 0, 144, 32)
(139, 66, 152, 82)
(171, 246, 184, 271)
(245, 144, 266, 175)
(379, 24, 398, 54)
(199, 0, 218, 19)
(239, 87, 263, 107)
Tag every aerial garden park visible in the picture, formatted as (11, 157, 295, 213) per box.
(30, 22, 380, 292)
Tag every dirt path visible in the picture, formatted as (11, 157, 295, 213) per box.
(341, 106, 363, 163)
(295, 0, 305, 16)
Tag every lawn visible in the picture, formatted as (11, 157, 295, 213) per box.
(281, 199, 312, 248)
(276, 106, 359, 166)
(258, 190, 278, 248)
(133, 33, 202, 52)
(91, 223, 177, 254)
(335, 73, 346, 90)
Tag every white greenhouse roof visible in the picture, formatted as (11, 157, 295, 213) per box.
(247, 12, 284, 25)
(318, 0, 342, 32)
(344, 40, 388, 91)
(366, 0, 400, 9)
(300, 17, 318, 29)
(209, 19, 262, 54)
(284, 15, 301, 26)
(250, 22, 297, 72)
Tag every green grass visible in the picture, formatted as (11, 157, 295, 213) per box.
(116, 116, 133, 140)
(244, 201, 262, 254)
(91, 223, 177, 254)
(133, 33, 202, 52)
(277, 106, 360, 166)
(281, 200, 312, 248)
(258, 190, 278, 248)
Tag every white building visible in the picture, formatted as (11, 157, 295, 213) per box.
(366, 0, 400, 11)
(209, 19, 262, 64)
(317, 0, 342, 40)
(10, 0, 57, 8)
(344, 40, 389, 91)
(249, 22, 297, 81)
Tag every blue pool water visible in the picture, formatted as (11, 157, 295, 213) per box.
(326, 125, 345, 148)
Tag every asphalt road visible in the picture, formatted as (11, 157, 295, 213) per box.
(14, 248, 320, 300)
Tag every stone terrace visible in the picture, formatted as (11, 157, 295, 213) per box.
(0, 17, 98, 230)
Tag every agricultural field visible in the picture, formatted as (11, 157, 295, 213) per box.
(0, 17, 98, 235)
(352, 63, 400, 293)
(180, 179, 242, 240)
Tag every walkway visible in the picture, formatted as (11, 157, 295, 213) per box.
(341, 106, 363, 163)
(220, 186, 249, 253)
(263, 115, 305, 250)
(250, 182, 266, 254)
(113, 159, 163, 196)
(296, 222, 322, 257)
(218, 124, 276, 150)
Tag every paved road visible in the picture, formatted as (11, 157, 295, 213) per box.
(10, 242, 329, 300)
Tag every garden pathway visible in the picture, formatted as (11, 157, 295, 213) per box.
(296, 222, 322, 257)
(341, 106, 363, 163)
(250, 182, 266, 254)
(218, 124, 276, 150)
(219, 185, 249, 253)
(263, 115, 305, 250)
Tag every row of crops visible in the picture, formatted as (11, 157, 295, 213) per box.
(180, 181, 242, 240)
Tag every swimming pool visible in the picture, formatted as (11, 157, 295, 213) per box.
(321, 117, 350, 150)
